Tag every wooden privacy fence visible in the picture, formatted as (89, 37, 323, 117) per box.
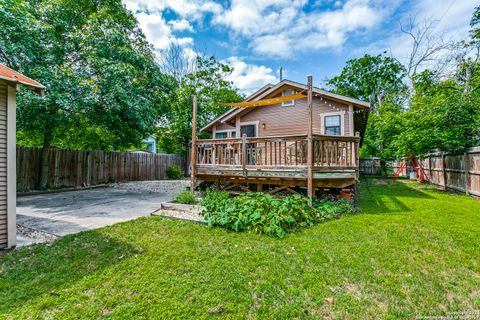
(421, 147, 480, 197)
(17, 147, 184, 192)
(359, 158, 405, 176)
(359, 147, 480, 197)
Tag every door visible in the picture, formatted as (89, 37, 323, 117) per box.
(240, 125, 256, 164)
(240, 124, 256, 137)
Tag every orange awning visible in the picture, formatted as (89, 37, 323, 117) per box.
(224, 93, 306, 108)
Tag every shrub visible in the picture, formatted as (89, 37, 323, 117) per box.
(166, 165, 184, 180)
(201, 191, 352, 238)
(315, 199, 353, 217)
(175, 191, 197, 204)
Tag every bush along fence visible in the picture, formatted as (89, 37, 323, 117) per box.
(17, 147, 184, 192)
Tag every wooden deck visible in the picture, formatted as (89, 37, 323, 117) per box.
(192, 134, 360, 191)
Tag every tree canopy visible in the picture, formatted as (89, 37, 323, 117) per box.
(1, 0, 175, 152)
(157, 56, 243, 155)
(328, 16, 480, 160)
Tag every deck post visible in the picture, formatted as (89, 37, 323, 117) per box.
(355, 131, 360, 181)
(190, 95, 198, 191)
(242, 133, 247, 177)
(307, 76, 314, 204)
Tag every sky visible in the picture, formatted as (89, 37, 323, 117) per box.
(122, 0, 478, 94)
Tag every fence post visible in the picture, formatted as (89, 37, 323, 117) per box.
(428, 156, 432, 181)
(442, 153, 447, 190)
(464, 151, 470, 195)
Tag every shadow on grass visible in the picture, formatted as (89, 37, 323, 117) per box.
(358, 178, 436, 215)
(0, 229, 139, 313)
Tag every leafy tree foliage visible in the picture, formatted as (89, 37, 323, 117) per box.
(470, 5, 480, 41)
(1, 0, 174, 187)
(327, 53, 407, 108)
(327, 53, 407, 161)
(329, 14, 480, 160)
(157, 56, 243, 154)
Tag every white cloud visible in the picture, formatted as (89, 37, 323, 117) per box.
(125, 1, 209, 50)
(124, 0, 221, 19)
(224, 56, 278, 93)
(214, 0, 305, 37)
(168, 19, 194, 32)
(135, 12, 173, 49)
(214, 0, 385, 58)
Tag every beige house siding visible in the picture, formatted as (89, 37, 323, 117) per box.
(227, 96, 351, 137)
(0, 80, 16, 249)
(0, 80, 8, 248)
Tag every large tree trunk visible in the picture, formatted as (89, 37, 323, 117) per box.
(37, 124, 53, 189)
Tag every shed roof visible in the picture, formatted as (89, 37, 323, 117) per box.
(0, 64, 45, 90)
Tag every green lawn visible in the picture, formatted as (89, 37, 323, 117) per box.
(1, 180, 479, 319)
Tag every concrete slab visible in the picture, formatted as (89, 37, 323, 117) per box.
(16, 184, 177, 245)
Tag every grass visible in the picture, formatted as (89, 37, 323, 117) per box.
(1, 179, 479, 319)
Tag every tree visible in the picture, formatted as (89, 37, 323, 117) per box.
(328, 53, 407, 175)
(0, 0, 174, 188)
(157, 56, 243, 155)
(327, 52, 407, 109)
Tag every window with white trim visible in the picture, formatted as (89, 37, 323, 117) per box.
(214, 130, 236, 139)
(324, 115, 341, 136)
(281, 89, 295, 106)
(215, 132, 227, 139)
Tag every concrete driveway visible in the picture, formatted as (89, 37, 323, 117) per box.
(16, 181, 188, 246)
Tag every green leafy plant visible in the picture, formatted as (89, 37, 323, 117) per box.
(201, 191, 352, 238)
(175, 191, 197, 205)
(166, 165, 184, 180)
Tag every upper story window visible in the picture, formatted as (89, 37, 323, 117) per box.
(281, 89, 295, 106)
(324, 115, 341, 136)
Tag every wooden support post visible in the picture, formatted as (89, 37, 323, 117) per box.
(306, 75, 314, 204)
(428, 156, 432, 181)
(190, 96, 198, 192)
(441, 153, 447, 190)
(464, 152, 470, 195)
(355, 131, 360, 181)
(242, 133, 247, 177)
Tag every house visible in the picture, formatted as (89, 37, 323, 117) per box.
(0, 64, 44, 249)
(201, 79, 369, 140)
(192, 79, 370, 196)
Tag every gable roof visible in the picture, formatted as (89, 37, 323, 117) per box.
(0, 64, 45, 91)
(201, 79, 370, 132)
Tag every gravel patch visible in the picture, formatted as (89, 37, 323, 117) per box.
(112, 180, 190, 196)
(16, 224, 57, 247)
(152, 209, 205, 223)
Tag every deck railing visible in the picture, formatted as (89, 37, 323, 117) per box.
(194, 134, 360, 170)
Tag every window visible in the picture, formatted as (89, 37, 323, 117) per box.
(281, 89, 295, 106)
(214, 131, 236, 138)
(215, 132, 228, 139)
(324, 115, 341, 136)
